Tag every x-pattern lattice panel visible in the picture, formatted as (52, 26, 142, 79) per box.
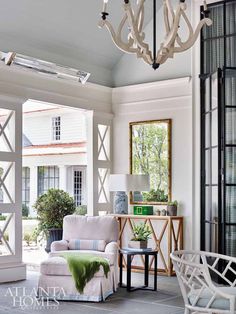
(98, 124, 110, 161)
(0, 162, 15, 204)
(0, 213, 14, 256)
(98, 168, 110, 204)
(0, 109, 15, 153)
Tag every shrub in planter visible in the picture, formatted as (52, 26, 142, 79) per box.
(34, 189, 76, 252)
(22, 204, 29, 217)
(74, 205, 87, 216)
(23, 233, 31, 246)
(167, 200, 178, 216)
(129, 222, 152, 249)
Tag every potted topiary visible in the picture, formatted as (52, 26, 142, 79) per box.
(129, 222, 152, 249)
(167, 200, 178, 216)
(34, 189, 76, 253)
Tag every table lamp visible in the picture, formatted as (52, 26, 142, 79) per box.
(109, 174, 150, 214)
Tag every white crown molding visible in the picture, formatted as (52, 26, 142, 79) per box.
(0, 64, 112, 113)
(112, 77, 192, 106)
(112, 76, 192, 115)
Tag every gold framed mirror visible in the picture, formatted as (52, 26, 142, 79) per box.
(129, 119, 172, 204)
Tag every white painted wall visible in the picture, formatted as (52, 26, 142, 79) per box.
(112, 78, 193, 249)
(23, 108, 86, 145)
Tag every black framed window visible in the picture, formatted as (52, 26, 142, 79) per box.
(201, 0, 236, 257)
(22, 167, 30, 208)
(38, 166, 59, 196)
(52, 116, 61, 141)
(74, 170, 83, 206)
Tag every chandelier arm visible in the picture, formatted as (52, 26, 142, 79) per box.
(136, 0, 145, 33)
(124, 2, 152, 60)
(163, 1, 171, 35)
(117, 14, 130, 41)
(101, 20, 137, 54)
(174, 17, 212, 53)
(159, 5, 182, 52)
(101, 19, 152, 65)
(165, 0, 175, 27)
(175, 10, 194, 47)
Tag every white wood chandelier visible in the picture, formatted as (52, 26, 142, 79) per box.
(98, 0, 212, 70)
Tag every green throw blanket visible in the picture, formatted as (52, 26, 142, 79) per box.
(61, 253, 110, 294)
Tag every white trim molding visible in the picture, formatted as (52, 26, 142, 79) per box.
(112, 77, 192, 115)
(0, 64, 112, 114)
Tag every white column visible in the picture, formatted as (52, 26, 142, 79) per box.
(86, 111, 113, 216)
(29, 166, 38, 217)
(59, 165, 67, 192)
(0, 95, 26, 282)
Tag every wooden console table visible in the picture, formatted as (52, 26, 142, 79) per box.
(112, 214, 184, 276)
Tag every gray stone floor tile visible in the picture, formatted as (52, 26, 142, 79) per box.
(0, 271, 185, 314)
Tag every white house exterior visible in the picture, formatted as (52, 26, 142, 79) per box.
(22, 100, 87, 216)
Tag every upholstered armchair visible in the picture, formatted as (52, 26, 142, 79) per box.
(38, 215, 119, 302)
(171, 250, 236, 314)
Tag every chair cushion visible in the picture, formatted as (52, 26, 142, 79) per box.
(40, 256, 108, 277)
(68, 239, 106, 252)
(188, 287, 236, 310)
(49, 250, 115, 265)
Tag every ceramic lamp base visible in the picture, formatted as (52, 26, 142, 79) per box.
(114, 191, 128, 214)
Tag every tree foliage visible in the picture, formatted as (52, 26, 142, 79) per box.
(132, 122, 169, 202)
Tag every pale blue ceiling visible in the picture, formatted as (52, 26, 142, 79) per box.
(0, 0, 191, 87)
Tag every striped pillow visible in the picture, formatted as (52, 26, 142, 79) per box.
(68, 239, 106, 252)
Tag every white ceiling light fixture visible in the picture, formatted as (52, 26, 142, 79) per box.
(0, 52, 90, 84)
(98, 0, 212, 70)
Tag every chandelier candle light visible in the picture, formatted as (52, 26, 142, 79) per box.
(98, 0, 212, 69)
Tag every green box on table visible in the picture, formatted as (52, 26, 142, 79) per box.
(133, 206, 153, 215)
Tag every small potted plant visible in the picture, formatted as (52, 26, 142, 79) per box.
(167, 200, 178, 216)
(34, 189, 76, 253)
(129, 222, 152, 249)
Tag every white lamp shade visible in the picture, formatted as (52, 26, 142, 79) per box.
(109, 174, 150, 192)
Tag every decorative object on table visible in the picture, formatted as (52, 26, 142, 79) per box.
(133, 191, 143, 202)
(128, 222, 152, 249)
(109, 174, 150, 214)
(129, 120, 172, 204)
(133, 205, 153, 216)
(34, 189, 76, 253)
(98, 0, 212, 70)
(160, 209, 167, 216)
(119, 248, 158, 292)
(167, 200, 178, 216)
(155, 209, 161, 216)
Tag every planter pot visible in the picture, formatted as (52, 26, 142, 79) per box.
(45, 228, 63, 253)
(167, 205, 177, 216)
(128, 240, 147, 249)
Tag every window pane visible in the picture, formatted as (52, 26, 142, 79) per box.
(212, 148, 218, 185)
(38, 166, 59, 196)
(226, 186, 236, 224)
(225, 225, 236, 257)
(226, 108, 236, 145)
(205, 113, 210, 148)
(226, 147, 236, 184)
(211, 110, 218, 146)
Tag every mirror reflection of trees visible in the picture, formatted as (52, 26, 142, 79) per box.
(130, 120, 171, 203)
